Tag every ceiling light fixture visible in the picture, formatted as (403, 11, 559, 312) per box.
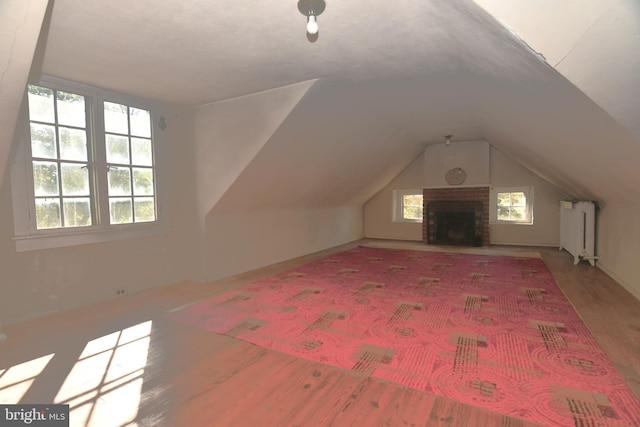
(298, 0, 325, 36)
(444, 135, 453, 146)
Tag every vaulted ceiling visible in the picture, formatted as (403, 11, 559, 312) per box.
(2, 0, 640, 213)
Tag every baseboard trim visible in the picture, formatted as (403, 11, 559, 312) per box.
(489, 241, 559, 248)
(363, 235, 424, 242)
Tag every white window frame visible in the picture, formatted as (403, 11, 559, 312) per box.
(392, 189, 424, 223)
(10, 76, 169, 251)
(490, 186, 534, 225)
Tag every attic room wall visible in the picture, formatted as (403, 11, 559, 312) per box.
(596, 207, 640, 301)
(363, 153, 425, 241)
(489, 149, 570, 245)
(189, 81, 317, 281)
(364, 143, 568, 246)
(205, 206, 362, 281)
(0, 106, 195, 324)
(190, 81, 363, 283)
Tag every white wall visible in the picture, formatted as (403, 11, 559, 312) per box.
(188, 81, 316, 281)
(596, 206, 640, 301)
(425, 140, 490, 186)
(363, 155, 425, 241)
(205, 206, 362, 281)
(489, 149, 570, 245)
(364, 143, 569, 246)
(190, 80, 365, 283)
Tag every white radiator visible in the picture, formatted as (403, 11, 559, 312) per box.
(559, 201, 596, 266)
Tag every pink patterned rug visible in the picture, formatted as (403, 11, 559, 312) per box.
(169, 246, 640, 426)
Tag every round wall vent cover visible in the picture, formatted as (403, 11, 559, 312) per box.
(445, 167, 467, 185)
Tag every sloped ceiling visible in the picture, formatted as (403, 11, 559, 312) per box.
(4, 0, 640, 216)
(471, 0, 640, 207)
(474, 0, 640, 141)
(193, 79, 317, 217)
(209, 76, 482, 214)
(39, 0, 549, 106)
(0, 0, 50, 190)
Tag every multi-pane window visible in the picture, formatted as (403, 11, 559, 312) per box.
(402, 194, 423, 221)
(493, 187, 533, 224)
(26, 84, 156, 232)
(393, 190, 423, 222)
(27, 86, 92, 229)
(104, 102, 156, 224)
(497, 191, 526, 221)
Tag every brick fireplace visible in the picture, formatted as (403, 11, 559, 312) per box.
(422, 187, 490, 246)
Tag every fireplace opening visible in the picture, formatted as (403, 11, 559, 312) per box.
(427, 201, 483, 247)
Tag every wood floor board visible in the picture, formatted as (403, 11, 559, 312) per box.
(1, 239, 638, 426)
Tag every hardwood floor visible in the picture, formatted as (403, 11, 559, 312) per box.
(1, 239, 638, 426)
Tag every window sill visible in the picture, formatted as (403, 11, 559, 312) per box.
(490, 220, 533, 226)
(392, 219, 423, 224)
(13, 222, 170, 252)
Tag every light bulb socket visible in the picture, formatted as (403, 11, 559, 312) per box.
(298, 0, 325, 36)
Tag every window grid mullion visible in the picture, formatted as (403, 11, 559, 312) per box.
(52, 90, 66, 228)
(82, 94, 97, 228)
(126, 106, 136, 222)
(93, 98, 110, 228)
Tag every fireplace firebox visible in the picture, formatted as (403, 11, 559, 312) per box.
(426, 201, 483, 247)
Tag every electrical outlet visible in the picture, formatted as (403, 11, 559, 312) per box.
(116, 289, 126, 295)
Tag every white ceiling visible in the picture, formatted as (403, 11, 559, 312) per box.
(5, 0, 640, 215)
(474, 0, 640, 142)
(40, 0, 543, 106)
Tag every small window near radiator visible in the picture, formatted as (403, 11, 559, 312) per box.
(491, 186, 533, 224)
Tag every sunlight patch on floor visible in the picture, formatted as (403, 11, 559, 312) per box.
(55, 320, 152, 426)
(0, 353, 55, 404)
